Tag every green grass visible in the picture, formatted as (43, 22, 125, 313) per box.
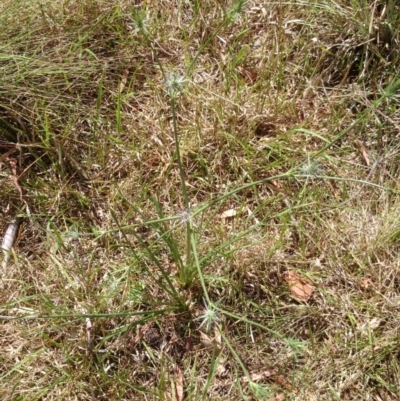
(1, 0, 400, 399)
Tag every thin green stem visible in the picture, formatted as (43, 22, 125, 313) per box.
(219, 327, 251, 381)
(171, 96, 189, 209)
(190, 218, 211, 305)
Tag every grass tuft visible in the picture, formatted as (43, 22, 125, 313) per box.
(1, 0, 400, 399)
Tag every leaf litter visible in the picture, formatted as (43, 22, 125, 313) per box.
(283, 270, 314, 302)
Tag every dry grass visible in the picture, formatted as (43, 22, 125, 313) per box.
(1, 0, 400, 400)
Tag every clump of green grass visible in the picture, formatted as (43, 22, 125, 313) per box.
(1, 0, 400, 400)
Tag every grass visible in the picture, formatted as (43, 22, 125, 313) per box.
(1, 0, 400, 399)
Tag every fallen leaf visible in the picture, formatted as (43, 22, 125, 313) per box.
(283, 270, 313, 302)
(214, 326, 222, 347)
(265, 182, 285, 193)
(360, 277, 373, 289)
(119, 67, 130, 93)
(8, 158, 24, 201)
(175, 365, 184, 401)
(199, 331, 222, 354)
(327, 333, 336, 354)
(247, 372, 264, 382)
(128, 321, 153, 348)
(199, 331, 213, 348)
(267, 394, 285, 401)
(237, 66, 258, 84)
(251, 370, 276, 382)
(221, 209, 237, 219)
(271, 180, 281, 189)
(273, 375, 298, 393)
(242, 369, 277, 382)
(355, 139, 370, 166)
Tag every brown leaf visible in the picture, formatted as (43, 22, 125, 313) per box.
(119, 67, 130, 93)
(283, 270, 313, 302)
(267, 394, 285, 401)
(327, 333, 336, 354)
(237, 66, 258, 85)
(175, 365, 184, 401)
(271, 180, 281, 189)
(265, 182, 285, 194)
(199, 331, 222, 354)
(250, 370, 276, 382)
(8, 158, 23, 201)
(360, 277, 373, 289)
(273, 375, 298, 393)
(128, 321, 153, 348)
(355, 139, 370, 166)
(243, 369, 278, 382)
(199, 331, 213, 348)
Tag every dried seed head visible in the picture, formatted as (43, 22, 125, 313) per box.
(165, 73, 186, 97)
(194, 300, 220, 332)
